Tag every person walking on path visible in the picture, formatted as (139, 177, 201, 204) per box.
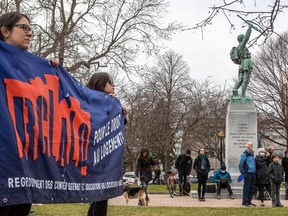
(212, 164, 234, 199)
(255, 148, 271, 206)
(193, 148, 210, 201)
(175, 149, 193, 194)
(268, 154, 284, 207)
(281, 149, 288, 200)
(135, 148, 157, 205)
(238, 142, 256, 207)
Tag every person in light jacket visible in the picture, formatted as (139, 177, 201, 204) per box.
(238, 142, 256, 207)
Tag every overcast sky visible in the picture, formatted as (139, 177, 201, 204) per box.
(158, 0, 288, 89)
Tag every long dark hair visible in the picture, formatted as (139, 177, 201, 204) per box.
(86, 72, 111, 92)
(0, 12, 31, 41)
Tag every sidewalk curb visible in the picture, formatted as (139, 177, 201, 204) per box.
(109, 194, 288, 208)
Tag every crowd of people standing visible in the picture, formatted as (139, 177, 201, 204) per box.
(137, 143, 288, 207)
(239, 142, 288, 207)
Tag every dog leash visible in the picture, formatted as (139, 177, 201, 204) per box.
(135, 161, 160, 180)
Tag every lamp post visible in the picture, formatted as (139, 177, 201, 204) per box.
(218, 131, 225, 165)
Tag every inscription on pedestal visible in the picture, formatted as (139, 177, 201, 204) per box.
(225, 101, 257, 186)
(229, 123, 257, 149)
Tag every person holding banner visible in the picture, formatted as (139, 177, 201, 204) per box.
(0, 11, 58, 216)
(0, 12, 58, 67)
(86, 72, 127, 216)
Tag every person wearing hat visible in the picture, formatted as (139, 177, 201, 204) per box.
(175, 149, 193, 195)
(268, 153, 284, 207)
(212, 164, 234, 199)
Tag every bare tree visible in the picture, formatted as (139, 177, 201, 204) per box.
(1, 0, 183, 81)
(118, 83, 158, 171)
(192, 0, 288, 45)
(118, 50, 192, 171)
(118, 55, 230, 171)
(249, 32, 288, 148)
(181, 79, 228, 162)
(120, 50, 228, 170)
(142, 50, 192, 171)
(0, 0, 21, 12)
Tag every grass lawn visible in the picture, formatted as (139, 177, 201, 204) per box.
(32, 204, 288, 216)
(31, 183, 288, 215)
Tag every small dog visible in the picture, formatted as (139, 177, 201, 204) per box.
(123, 186, 148, 206)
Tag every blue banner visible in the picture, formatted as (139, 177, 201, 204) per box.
(0, 41, 124, 206)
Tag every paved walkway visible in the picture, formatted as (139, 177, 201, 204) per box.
(109, 193, 288, 208)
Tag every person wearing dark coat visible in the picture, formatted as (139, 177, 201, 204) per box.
(255, 148, 271, 206)
(193, 148, 210, 201)
(135, 148, 156, 205)
(268, 154, 284, 207)
(281, 149, 288, 200)
(267, 146, 275, 164)
(175, 149, 193, 194)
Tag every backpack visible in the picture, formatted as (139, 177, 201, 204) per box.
(230, 46, 241, 65)
(206, 184, 216, 193)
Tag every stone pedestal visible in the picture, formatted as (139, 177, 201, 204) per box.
(225, 99, 257, 186)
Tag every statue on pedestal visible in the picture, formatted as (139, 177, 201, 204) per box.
(230, 15, 266, 100)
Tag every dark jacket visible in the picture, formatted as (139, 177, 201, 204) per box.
(281, 157, 288, 182)
(268, 162, 284, 184)
(193, 155, 210, 177)
(255, 155, 270, 185)
(135, 149, 156, 182)
(175, 153, 193, 174)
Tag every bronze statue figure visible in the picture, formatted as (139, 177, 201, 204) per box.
(232, 23, 253, 99)
(231, 15, 266, 100)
